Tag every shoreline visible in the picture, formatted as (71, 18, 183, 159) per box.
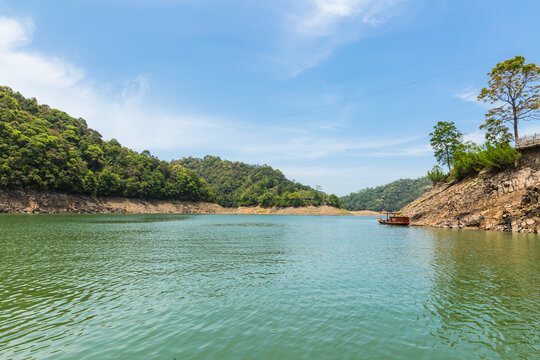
(402, 147, 540, 233)
(0, 188, 381, 216)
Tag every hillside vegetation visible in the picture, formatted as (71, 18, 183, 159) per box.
(0, 86, 340, 209)
(175, 156, 341, 208)
(0, 86, 214, 201)
(340, 177, 432, 212)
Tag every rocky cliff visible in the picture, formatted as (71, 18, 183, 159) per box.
(402, 147, 540, 233)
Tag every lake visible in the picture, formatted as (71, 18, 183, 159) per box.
(0, 214, 538, 359)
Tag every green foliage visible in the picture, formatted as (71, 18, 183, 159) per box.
(479, 117, 514, 145)
(478, 56, 540, 140)
(452, 143, 521, 179)
(0, 86, 214, 201)
(328, 194, 341, 208)
(429, 121, 463, 171)
(175, 155, 341, 208)
(340, 177, 432, 212)
(427, 165, 447, 185)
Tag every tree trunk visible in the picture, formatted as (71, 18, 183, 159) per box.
(512, 104, 519, 142)
(513, 108, 519, 167)
(446, 146, 451, 172)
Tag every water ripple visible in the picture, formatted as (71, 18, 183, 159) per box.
(0, 214, 538, 359)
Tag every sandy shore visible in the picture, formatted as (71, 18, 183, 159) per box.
(348, 210, 383, 216)
(230, 205, 352, 216)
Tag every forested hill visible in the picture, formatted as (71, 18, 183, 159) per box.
(0, 86, 214, 201)
(0, 86, 340, 208)
(175, 156, 342, 208)
(340, 177, 432, 212)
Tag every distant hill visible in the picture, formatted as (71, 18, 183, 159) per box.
(175, 156, 341, 208)
(0, 86, 214, 201)
(340, 177, 432, 212)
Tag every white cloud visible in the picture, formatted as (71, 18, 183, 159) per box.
(462, 130, 485, 144)
(367, 144, 432, 157)
(0, 16, 429, 195)
(0, 16, 236, 154)
(454, 86, 493, 110)
(279, 0, 407, 74)
(0, 18, 84, 93)
(0, 17, 34, 48)
(454, 88, 478, 104)
(231, 134, 422, 160)
(295, 0, 402, 36)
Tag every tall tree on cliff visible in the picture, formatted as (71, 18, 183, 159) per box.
(429, 121, 462, 172)
(478, 56, 540, 142)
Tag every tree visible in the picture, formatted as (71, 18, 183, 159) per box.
(328, 194, 341, 208)
(258, 192, 274, 207)
(480, 118, 514, 145)
(429, 121, 463, 172)
(478, 56, 540, 141)
(0, 86, 216, 202)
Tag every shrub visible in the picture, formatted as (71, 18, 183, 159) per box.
(452, 143, 520, 179)
(427, 165, 447, 185)
(478, 143, 521, 169)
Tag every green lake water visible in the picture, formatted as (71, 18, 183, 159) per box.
(0, 214, 538, 359)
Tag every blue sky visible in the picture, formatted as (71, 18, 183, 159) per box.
(0, 0, 539, 195)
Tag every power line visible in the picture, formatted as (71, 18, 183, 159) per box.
(262, 46, 540, 123)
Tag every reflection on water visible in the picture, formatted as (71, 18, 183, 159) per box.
(0, 214, 538, 359)
(61, 214, 192, 224)
(210, 222, 284, 227)
(427, 229, 539, 358)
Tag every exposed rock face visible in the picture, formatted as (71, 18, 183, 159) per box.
(402, 148, 540, 233)
(0, 189, 226, 214)
(0, 189, 351, 215)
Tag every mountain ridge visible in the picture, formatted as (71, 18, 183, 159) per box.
(340, 177, 432, 212)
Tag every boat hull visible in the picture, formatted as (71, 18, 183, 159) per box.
(377, 217, 410, 226)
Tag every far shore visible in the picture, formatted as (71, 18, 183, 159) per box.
(0, 189, 382, 216)
(227, 205, 382, 216)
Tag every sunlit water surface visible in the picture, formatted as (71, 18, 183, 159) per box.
(0, 214, 538, 359)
